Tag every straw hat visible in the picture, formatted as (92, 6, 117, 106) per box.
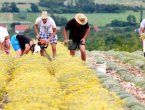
(75, 13, 88, 25)
(40, 11, 48, 19)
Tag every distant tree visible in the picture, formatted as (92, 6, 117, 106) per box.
(77, 0, 92, 7)
(23, 29, 36, 39)
(127, 15, 136, 26)
(27, 9, 31, 12)
(1, 2, 10, 12)
(140, 5, 143, 23)
(39, 0, 65, 7)
(107, 19, 129, 27)
(1, 2, 19, 12)
(10, 2, 19, 12)
(30, 3, 39, 12)
(70, 0, 73, 6)
(11, 22, 21, 30)
(82, 3, 96, 13)
(133, 6, 139, 12)
(107, 15, 137, 27)
(60, 17, 67, 26)
(50, 0, 53, 16)
(51, 15, 67, 26)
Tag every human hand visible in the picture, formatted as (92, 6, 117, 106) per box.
(36, 34, 40, 39)
(64, 39, 68, 45)
(140, 37, 143, 42)
(46, 39, 50, 45)
(80, 38, 85, 44)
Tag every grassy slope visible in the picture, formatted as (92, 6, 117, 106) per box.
(58, 11, 144, 26)
(94, 0, 145, 6)
(0, 0, 144, 27)
(0, 0, 39, 3)
(65, 0, 145, 6)
(0, 11, 143, 27)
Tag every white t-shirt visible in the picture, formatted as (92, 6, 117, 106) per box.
(35, 17, 56, 34)
(140, 19, 145, 28)
(0, 26, 9, 43)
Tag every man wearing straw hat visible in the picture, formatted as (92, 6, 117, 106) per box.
(34, 11, 58, 58)
(63, 13, 90, 61)
(0, 26, 11, 54)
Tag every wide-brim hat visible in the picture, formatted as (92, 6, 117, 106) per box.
(33, 45, 41, 54)
(75, 13, 88, 25)
(40, 11, 48, 19)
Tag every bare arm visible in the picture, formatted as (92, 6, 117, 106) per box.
(49, 28, 56, 40)
(5, 36, 10, 49)
(83, 28, 90, 39)
(81, 28, 90, 44)
(63, 28, 68, 44)
(0, 41, 5, 52)
(34, 23, 40, 39)
(139, 27, 144, 42)
(22, 44, 30, 55)
(45, 28, 56, 45)
(0, 36, 10, 51)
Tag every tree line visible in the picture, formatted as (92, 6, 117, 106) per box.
(85, 28, 141, 52)
(106, 15, 137, 27)
(0, 1, 141, 13)
(39, 0, 140, 14)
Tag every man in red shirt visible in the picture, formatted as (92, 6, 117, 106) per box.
(63, 13, 90, 61)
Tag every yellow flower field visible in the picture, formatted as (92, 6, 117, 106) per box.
(0, 41, 125, 110)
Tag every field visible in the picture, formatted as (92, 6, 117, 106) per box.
(0, 11, 144, 29)
(0, 42, 145, 109)
(0, 42, 127, 110)
(0, 0, 145, 27)
(1, 0, 145, 7)
(64, 0, 145, 6)
(94, 0, 145, 6)
(0, 0, 39, 3)
(1, 1, 145, 109)
(58, 11, 144, 26)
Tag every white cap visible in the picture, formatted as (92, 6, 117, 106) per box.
(33, 45, 41, 53)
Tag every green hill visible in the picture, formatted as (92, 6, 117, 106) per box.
(58, 11, 143, 26)
(94, 0, 145, 6)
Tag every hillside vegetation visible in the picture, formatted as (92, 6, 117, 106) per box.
(64, 0, 145, 6)
(0, 11, 143, 27)
(0, 0, 39, 3)
(58, 11, 143, 26)
(94, 0, 145, 6)
(1, 0, 143, 5)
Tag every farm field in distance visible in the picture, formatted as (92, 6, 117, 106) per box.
(64, 0, 145, 6)
(94, 0, 145, 6)
(58, 11, 144, 26)
(0, 11, 144, 28)
(0, 0, 39, 3)
(0, 0, 144, 27)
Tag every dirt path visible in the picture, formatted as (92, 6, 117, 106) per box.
(86, 53, 145, 105)
(1, 13, 4, 21)
(9, 13, 13, 21)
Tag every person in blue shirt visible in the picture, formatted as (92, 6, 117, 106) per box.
(11, 34, 40, 58)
